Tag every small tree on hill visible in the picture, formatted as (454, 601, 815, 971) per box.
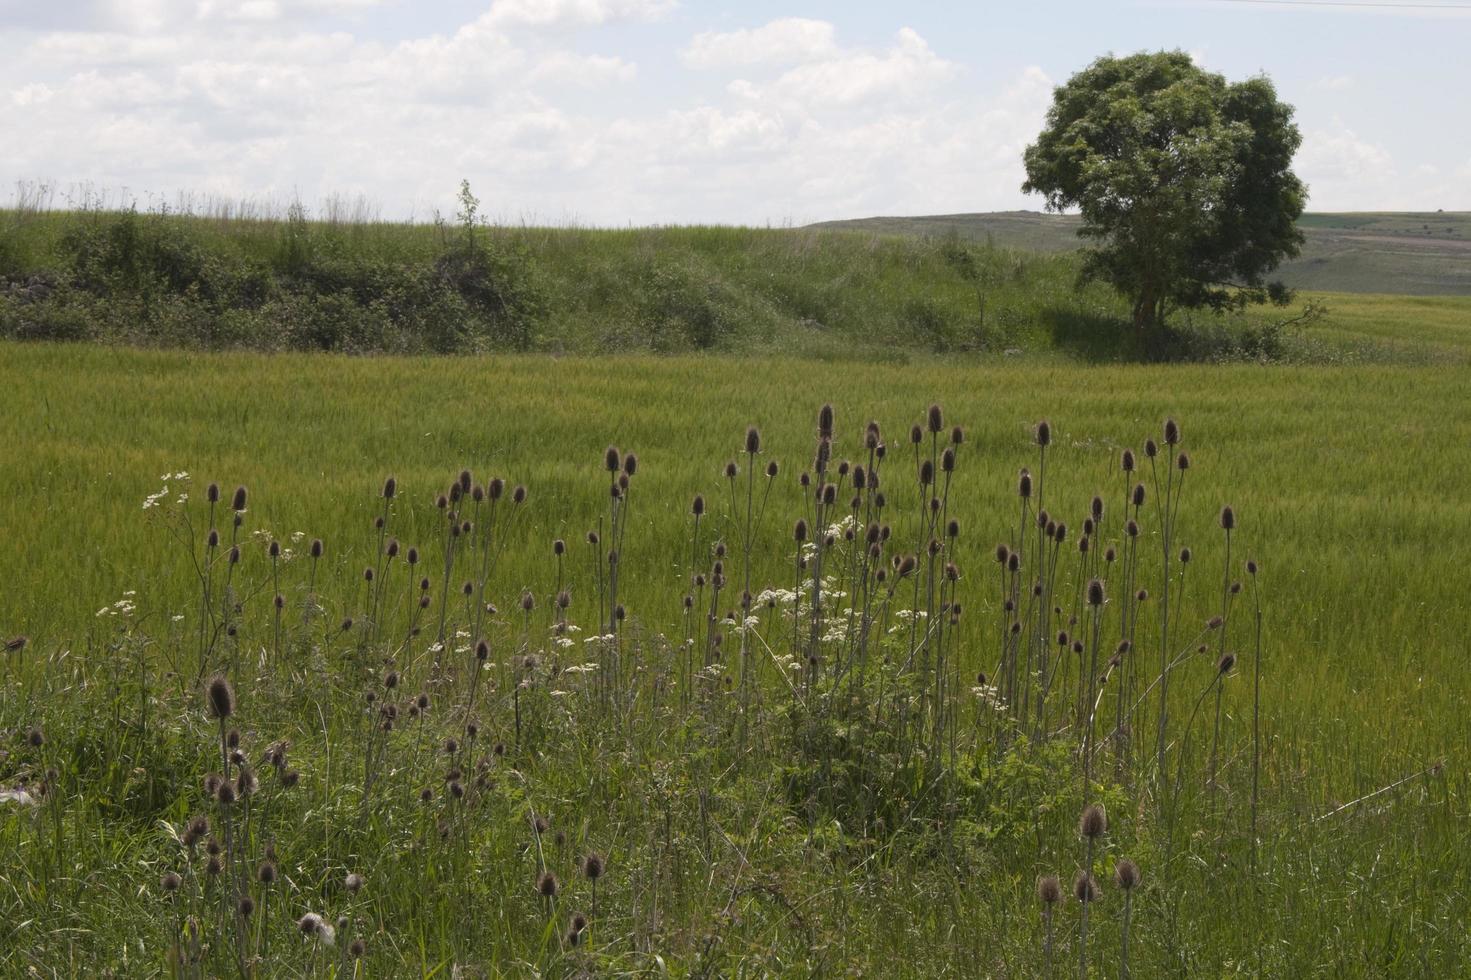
(1023, 51, 1307, 334)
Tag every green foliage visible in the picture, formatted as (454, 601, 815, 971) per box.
(1023, 51, 1306, 333)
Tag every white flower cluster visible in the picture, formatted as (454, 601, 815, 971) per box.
(96, 591, 138, 618)
(143, 472, 192, 509)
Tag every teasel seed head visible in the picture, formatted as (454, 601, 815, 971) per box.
(1087, 578, 1105, 607)
(909, 423, 923, 445)
(582, 852, 605, 880)
(1037, 874, 1062, 905)
(951, 425, 964, 445)
(1177, 452, 1190, 471)
(1125, 519, 1139, 538)
(604, 446, 620, 472)
(818, 403, 834, 439)
(488, 477, 505, 500)
(216, 782, 236, 806)
(536, 871, 560, 898)
(925, 403, 943, 434)
(1122, 448, 1135, 472)
(1018, 470, 1032, 499)
(1163, 417, 1180, 445)
(231, 486, 248, 512)
(1073, 870, 1100, 903)
(941, 447, 955, 473)
(206, 528, 220, 549)
(1220, 505, 1236, 531)
(206, 674, 235, 720)
(206, 482, 220, 503)
(745, 426, 761, 455)
(1247, 559, 1258, 576)
(1079, 802, 1107, 838)
(622, 453, 638, 476)
(350, 938, 366, 958)
(1180, 547, 1192, 564)
(310, 537, 324, 558)
(1217, 652, 1236, 675)
(724, 461, 738, 479)
(1145, 438, 1158, 459)
(1035, 420, 1051, 446)
(919, 460, 934, 486)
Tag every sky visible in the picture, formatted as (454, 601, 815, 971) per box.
(2, 0, 1469, 225)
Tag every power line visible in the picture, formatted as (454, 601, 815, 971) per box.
(1212, 0, 1471, 9)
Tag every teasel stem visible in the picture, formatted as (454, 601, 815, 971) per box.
(1166, 657, 1231, 864)
(1210, 520, 1233, 797)
(1248, 560, 1263, 874)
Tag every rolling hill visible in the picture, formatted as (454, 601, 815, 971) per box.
(808, 211, 1471, 296)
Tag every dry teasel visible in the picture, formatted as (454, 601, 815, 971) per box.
(206, 674, 235, 720)
(1079, 803, 1107, 839)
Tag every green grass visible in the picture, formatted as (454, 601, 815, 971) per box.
(1, 343, 1468, 975)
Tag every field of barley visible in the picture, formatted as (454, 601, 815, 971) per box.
(2, 339, 1469, 976)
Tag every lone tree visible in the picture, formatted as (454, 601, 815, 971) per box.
(1023, 51, 1306, 334)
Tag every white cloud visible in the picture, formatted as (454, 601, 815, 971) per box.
(481, 0, 676, 29)
(1297, 119, 1398, 208)
(1313, 74, 1354, 91)
(680, 18, 836, 69)
(0, 6, 1059, 224)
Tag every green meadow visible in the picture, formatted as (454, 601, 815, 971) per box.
(2, 341, 1469, 975)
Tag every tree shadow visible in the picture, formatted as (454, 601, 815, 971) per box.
(1041, 306, 1158, 363)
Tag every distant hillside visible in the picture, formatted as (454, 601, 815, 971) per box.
(808, 211, 1471, 296)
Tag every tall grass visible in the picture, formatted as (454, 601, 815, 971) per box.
(0, 344, 1468, 974)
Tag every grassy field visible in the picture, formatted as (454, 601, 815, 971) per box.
(2, 342, 1469, 975)
(6, 205, 1469, 363)
(811, 210, 1471, 296)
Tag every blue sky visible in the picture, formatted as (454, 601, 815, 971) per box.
(2, 0, 1467, 224)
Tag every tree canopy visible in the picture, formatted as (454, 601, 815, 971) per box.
(1022, 51, 1306, 332)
